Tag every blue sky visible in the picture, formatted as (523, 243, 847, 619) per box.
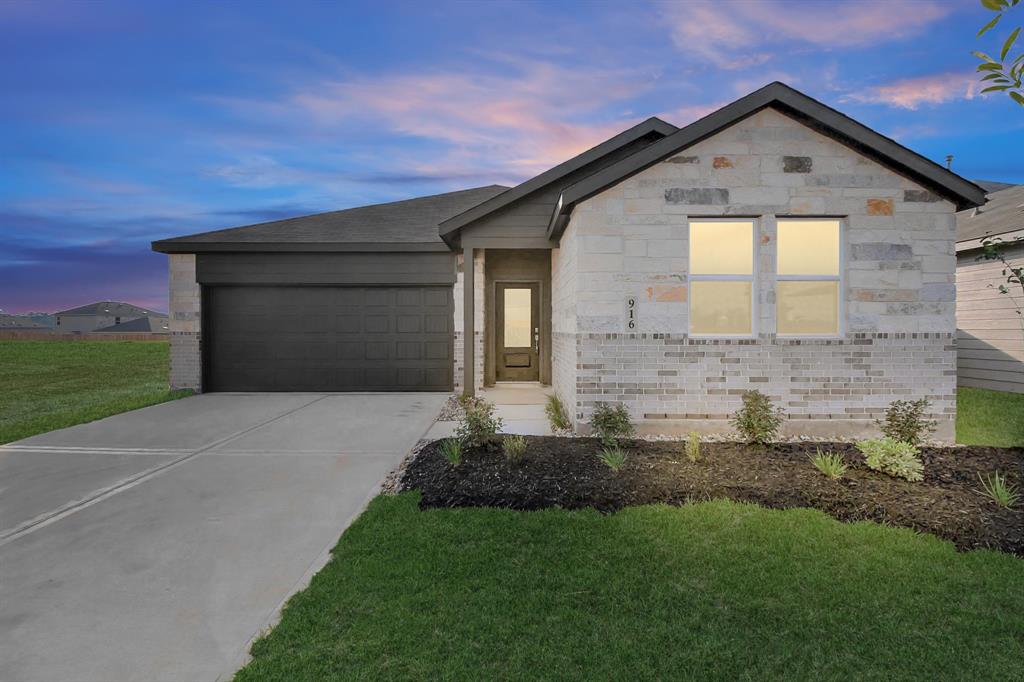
(2, 0, 1021, 313)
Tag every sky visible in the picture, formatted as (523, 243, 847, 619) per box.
(2, 0, 1022, 314)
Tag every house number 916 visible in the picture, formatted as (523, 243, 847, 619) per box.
(626, 297, 636, 330)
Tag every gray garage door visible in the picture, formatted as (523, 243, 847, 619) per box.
(205, 286, 453, 392)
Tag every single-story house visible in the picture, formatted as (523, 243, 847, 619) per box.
(955, 183, 1024, 393)
(93, 316, 170, 333)
(55, 301, 168, 333)
(0, 314, 52, 332)
(153, 82, 987, 439)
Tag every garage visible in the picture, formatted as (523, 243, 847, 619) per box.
(195, 251, 456, 392)
(204, 285, 453, 392)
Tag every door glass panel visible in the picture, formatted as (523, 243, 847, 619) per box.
(503, 288, 532, 347)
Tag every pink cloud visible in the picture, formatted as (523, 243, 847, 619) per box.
(662, 0, 952, 68)
(844, 72, 980, 110)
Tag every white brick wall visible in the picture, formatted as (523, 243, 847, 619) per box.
(550, 108, 958, 438)
(453, 249, 485, 393)
(168, 253, 202, 391)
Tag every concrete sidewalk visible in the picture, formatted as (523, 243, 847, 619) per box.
(0, 392, 446, 682)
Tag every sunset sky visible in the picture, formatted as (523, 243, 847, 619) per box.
(2, 0, 1021, 314)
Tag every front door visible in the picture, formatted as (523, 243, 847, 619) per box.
(495, 282, 540, 381)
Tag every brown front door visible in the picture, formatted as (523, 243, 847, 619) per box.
(495, 282, 540, 381)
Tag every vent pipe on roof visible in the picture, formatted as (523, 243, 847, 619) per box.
(945, 154, 953, 169)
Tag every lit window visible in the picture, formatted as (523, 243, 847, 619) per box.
(689, 220, 755, 335)
(776, 219, 841, 336)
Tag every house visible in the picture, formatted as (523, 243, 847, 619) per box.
(0, 314, 52, 332)
(93, 316, 170, 333)
(955, 183, 1024, 393)
(54, 301, 167, 333)
(153, 82, 986, 440)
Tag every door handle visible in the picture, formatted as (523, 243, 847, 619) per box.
(533, 327, 539, 352)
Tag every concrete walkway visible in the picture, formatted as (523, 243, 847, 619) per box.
(424, 382, 556, 439)
(0, 392, 446, 682)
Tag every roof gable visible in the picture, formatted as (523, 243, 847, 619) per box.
(56, 301, 165, 317)
(547, 82, 987, 239)
(437, 117, 677, 243)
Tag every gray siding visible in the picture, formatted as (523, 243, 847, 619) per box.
(956, 243, 1024, 393)
(196, 252, 456, 286)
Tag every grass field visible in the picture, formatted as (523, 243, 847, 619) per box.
(235, 493, 1024, 681)
(0, 340, 189, 444)
(956, 386, 1024, 448)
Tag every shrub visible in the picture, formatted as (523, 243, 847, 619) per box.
(455, 397, 503, 449)
(590, 402, 634, 447)
(810, 448, 847, 480)
(730, 390, 784, 446)
(876, 398, 937, 446)
(978, 471, 1020, 509)
(856, 437, 924, 482)
(685, 431, 701, 463)
(544, 394, 572, 433)
(597, 446, 627, 472)
(503, 434, 527, 463)
(439, 438, 462, 467)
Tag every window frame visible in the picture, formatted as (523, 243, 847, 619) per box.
(774, 217, 845, 339)
(686, 217, 759, 339)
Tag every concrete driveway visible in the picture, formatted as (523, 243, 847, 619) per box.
(0, 392, 446, 682)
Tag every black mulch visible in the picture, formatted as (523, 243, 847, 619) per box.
(400, 436, 1024, 556)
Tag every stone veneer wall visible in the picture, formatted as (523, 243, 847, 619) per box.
(554, 108, 958, 439)
(453, 249, 485, 393)
(168, 253, 202, 391)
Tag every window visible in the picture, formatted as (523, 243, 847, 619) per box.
(688, 220, 755, 335)
(776, 219, 841, 336)
(503, 288, 532, 348)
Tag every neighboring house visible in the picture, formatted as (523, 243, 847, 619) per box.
(153, 82, 986, 439)
(955, 183, 1024, 393)
(54, 301, 167, 333)
(0, 314, 52, 332)
(93, 316, 170, 333)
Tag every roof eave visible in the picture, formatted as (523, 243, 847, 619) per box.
(151, 240, 453, 254)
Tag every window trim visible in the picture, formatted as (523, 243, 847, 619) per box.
(774, 217, 845, 339)
(686, 217, 759, 339)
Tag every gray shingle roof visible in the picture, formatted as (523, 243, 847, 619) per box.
(94, 316, 169, 333)
(957, 184, 1024, 243)
(153, 185, 510, 253)
(0, 314, 51, 330)
(55, 301, 167, 317)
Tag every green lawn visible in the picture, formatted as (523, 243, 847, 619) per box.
(237, 493, 1024, 681)
(956, 386, 1024, 448)
(0, 340, 190, 444)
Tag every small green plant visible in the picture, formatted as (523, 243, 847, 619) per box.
(439, 438, 462, 467)
(545, 394, 572, 433)
(590, 402, 634, 447)
(685, 431, 701, 463)
(810, 448, 847, 480)
(731, 390, 784, 447)
(503, 434, 527, 463)
(856, 437, 924, 482)
(977, 471, 1020, 509)
(876, 398, 937, 446)
(597, 446, 627, 472)
(455, 397, 503, 449)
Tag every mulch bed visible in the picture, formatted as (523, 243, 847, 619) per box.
(400, 437, 1024, 556)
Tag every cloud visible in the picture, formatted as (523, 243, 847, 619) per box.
(844, 72, 980, 110)
(209, 55, 660, 185)
(662, 0, 951, 68)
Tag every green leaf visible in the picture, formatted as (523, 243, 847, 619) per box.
(980, 0, 1002, 9)
(981, 72, 1010, 81)
(977, 62, 1004, 71)
(981, 84, 1012, 92)
(1001, 27, 1020, 61)
(972, 50, 997, 62)
(1013, 90, 1024, 105)
(978, 13, 1002, 35)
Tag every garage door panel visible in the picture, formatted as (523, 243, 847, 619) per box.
(207, 286, 452, 391)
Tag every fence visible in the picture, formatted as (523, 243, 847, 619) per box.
(0, 331, 169, 342)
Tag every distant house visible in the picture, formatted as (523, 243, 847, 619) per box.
(93, 316, 169, 333)
(956, 183, 1024, 393)
(0, 314, 52, 332)
(54, 301, 168, 333)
